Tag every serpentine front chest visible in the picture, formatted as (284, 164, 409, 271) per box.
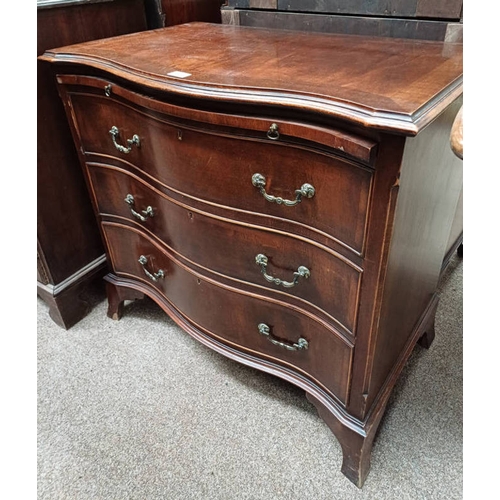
(40, 23, 463, 487)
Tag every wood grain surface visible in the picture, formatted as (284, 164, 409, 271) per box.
(40, 22, 462, 135)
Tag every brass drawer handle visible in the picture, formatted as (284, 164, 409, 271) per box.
(257, 323, 309, 351)
(267, 123, 280, 140)
(109, 126, 140, 154)
(138, 255, 165, 282)
(255, 253, 310, 288)
(251, 173, 315, 206)
(124, 194, 154, 222)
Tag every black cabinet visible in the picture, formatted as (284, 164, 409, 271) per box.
(222, 0, 463, 41)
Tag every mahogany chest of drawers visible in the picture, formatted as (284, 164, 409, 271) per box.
(40, 23, 463, 487)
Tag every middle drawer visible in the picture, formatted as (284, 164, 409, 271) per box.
(88, 163, 362, 336)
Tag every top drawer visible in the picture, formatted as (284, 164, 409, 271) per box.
(65, 81, 375, 255)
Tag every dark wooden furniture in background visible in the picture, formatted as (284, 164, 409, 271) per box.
(40, 23, 462, 487)
(222, 0, 463, 41)
(145, 0, 223, 28)
(37, 0, 148, 328)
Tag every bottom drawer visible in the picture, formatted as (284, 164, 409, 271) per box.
(103, 221, 353, 404)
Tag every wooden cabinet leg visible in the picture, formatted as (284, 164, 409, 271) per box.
(339, 430, 376, 489)
(37, 282, 90, 330)
(417, 327, 435, 349)
(416, 293, 439, 349)
(306, 393, 382, 488)
(417, 306, 437, 349)
(105, 279, 144, 320)
(37, 263, 106, 330)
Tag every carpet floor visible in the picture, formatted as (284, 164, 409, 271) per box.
(37, 254, 463, 499)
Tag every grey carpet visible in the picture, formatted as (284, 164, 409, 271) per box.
(38, 254, 462, 499)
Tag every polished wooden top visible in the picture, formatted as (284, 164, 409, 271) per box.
(40, 22, 463, 135)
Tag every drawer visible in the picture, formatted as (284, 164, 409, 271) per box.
(102, 221, 353, 404)
(89, 163, 362, 335)
(70, 91, 373, 255)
